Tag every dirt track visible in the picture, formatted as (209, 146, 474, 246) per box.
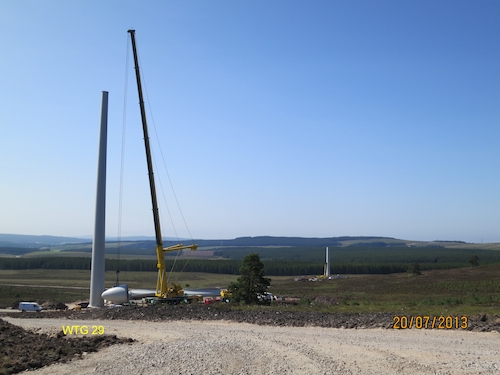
(2, 305, 500, 375)
(4, 316, 500, 375)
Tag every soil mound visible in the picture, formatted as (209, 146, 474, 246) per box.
(6, 304, 500, 332)
(0, 318, 133, 375)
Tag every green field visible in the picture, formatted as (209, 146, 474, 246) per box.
(268, 264, 500, 315)
(1, 265, 499, 315)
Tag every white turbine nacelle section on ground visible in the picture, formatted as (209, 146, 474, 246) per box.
(101, 285, 158, 304)
(101, 284, 130, 304)
(101, 285, 223, 304)
(102, 285, 160, 304)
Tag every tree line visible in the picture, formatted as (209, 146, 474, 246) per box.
(219, 246, 500, 264)
(0, 256, 488, 275)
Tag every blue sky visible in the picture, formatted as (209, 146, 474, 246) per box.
(1, 1, 499, 242)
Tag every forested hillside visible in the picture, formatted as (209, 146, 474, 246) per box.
(1, 246, 499, 276)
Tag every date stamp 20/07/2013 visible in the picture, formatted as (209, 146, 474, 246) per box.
(393, 315, 468, 329)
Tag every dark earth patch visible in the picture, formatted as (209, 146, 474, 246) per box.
(4, 304, 500, 332)
(0, 318, 134, 375)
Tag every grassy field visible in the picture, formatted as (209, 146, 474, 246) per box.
(269, 264, 500, 315)
(1, 266, 499, 315)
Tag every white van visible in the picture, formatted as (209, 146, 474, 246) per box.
(18, 302, 42, 312)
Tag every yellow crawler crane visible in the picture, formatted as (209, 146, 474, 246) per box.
(128, 29, 198, 300)
(157, 243, 198, 298)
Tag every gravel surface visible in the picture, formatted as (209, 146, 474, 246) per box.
(5, 315, 500, 375)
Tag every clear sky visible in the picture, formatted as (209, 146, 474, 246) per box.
(1, 1, 499, 242)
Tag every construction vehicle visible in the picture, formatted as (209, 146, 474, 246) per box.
(128, 29, 198, 303)
(220, 289, 232, 302)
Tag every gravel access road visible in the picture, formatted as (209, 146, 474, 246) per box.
(5, 317, 499, 375)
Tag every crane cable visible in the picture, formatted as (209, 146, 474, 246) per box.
(115, 34, 131, 286)
(137, 50, 197, 283)
(145, 89, 196, 283)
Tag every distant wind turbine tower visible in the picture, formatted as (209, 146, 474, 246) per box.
(89, 91, 108, 308)
(324, 246, 331, 278)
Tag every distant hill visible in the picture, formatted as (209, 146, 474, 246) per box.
(2, 233, 500, 270)
(155, 236, 401, 248)
(3, 233, 498, 255)
(191, 236, 345, 247)
(0, 234, 90, 248)
(0, 234, 397, 249)
(0, 234, 188, 249)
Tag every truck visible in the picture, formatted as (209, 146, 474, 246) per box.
(18, 302, 42, 312)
